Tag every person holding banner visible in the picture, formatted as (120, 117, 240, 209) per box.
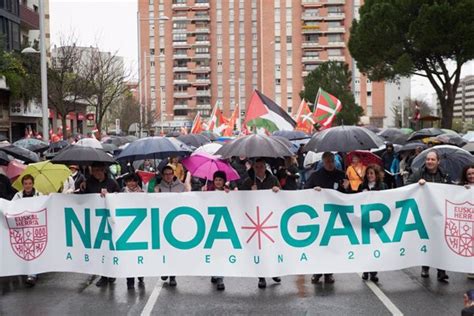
(358, 164, 388, 283)
(81, 162, 121, 287)
(460, 164, 474, 280)
(205, 171, 231, 291)
(12, 174, 43, 287)
(407, 149, 452, 282)
(240, 158, 282, 289)
(157, 165, 189, 287)
(122, 173, 145, 289)
(305, 151, 350, 284)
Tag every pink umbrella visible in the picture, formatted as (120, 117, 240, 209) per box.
(1, 159, 27, 181)
(182, 152, 240, 181)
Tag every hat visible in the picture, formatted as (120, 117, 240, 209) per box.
(69, 165, 79, 170)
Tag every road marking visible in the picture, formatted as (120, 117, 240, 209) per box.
(140, 280, 163, 316)
(358, 273, 404, 316)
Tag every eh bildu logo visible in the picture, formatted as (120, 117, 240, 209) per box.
(6, 209, 48, 261)
(445, 201, 473, 257)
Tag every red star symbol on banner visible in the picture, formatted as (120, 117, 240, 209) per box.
(241, 206, 278, 250)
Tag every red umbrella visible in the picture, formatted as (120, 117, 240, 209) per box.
(0, 159, 27, 181)
(346, 150, 382, 167)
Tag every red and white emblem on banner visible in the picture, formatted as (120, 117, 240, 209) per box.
(6, 209, 48, 261)
(444, 200, 473, 257)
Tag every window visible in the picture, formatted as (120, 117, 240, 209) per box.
(286, 36, 292, 43)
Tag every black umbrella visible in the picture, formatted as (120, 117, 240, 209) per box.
(116, 137, 192, 162)
(399, 142, 427, 153)
(362, 125, 381, 133)
(125, 135, 138, 143)
(13, 138, 49, 153)
(103, 136, 129, 147)
(378, 128, 409, 144)
(0, 151, 11, 165)
(215, 134, 294, 159)
(411, 145, 474, 182)
(166, 131, 182, 137)
(177, 134, 211, 148)
(435, 133, 467, 147)
(462, 142, 474, 153)
(272, 130, 310, 141)
(0, 145, 39, 163)
(200, 131, 219, 141)
(304, 126, 384, 153)
(407, 128, 444, 142)
(102, 143, 118, 153)
(51, 145, 116, 165)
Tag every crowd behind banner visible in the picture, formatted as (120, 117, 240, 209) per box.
(0, 141, 473, 292)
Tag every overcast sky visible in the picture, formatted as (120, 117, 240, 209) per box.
(50, 0, 473, 105)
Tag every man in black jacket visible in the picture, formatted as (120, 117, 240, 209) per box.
(305, 152, 350, 284)
(406, 149, 451, 282)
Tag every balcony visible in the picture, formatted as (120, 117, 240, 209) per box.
(326, 0, 345, 5)
(302, 42, 322, 49)
(173, 104, 190, 110)
(302, 71, 309, 77)
(172, 15, 188, 21)
(328, 55, 345, 62)
(173, 66, 189, 72)
(326, 12, 345, 20)
(192, 3, 210, 10)
(173, 92, 190, 98)
(20, 4, 39, 30)
(302, 14, 323, 21)
(302, 56, 322, 63)
(194, 28, 210, 34)
(172, 3, 188, 10)
(193, 15, 211, 21)
(194, 40, 210, 46)
(301, 0, 323, 8)
(193, 79, 211, 85)
(196, 90, 211, 97)
(326, 41, 345, 48)
(172, 41, 190, 48)
(196, 103, 211, 109)
(173, 53, 189, 59)
(192, 66, 211, 73)
(302, 26, 320, 34)
(173, 79, 190, 85)
(172, 28, 187, 34)
(194, 53, 211, 59)
(326, 27, 346, 33)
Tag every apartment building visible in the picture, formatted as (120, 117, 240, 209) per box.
(138, 0, 410, 131)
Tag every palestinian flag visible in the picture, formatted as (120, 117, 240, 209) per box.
(244, 90, 296, 133)
(314, 88, 342, 129)
(207, 102, 229, 135)
(190, 112, 203, 134)
(295, 99, 314, 134)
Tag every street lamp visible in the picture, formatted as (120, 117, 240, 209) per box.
(22, 0, 48, 142)
(137, 13, 169, 137)
(229, 77, 242, 131)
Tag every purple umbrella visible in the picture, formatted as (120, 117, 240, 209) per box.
(182, 152, 240, 181)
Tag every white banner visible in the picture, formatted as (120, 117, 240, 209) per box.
(0, 184, 472, 277)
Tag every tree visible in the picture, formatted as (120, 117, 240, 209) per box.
(0, 38, 27, 99)
(81, 48, 128, 137)
(300, 61, 364, 126)
(107, 89, 140, 134)
(349, 0, 474, 129)
(48, 38, 91, 138)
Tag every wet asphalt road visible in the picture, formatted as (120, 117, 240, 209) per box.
(1, 268, 472, 315)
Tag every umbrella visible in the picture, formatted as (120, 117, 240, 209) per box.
(13, 161, 71, 194)
(441, 129, 459, 136)
(0, 159, 26, 180)
(362, 125, 381, 133)
(182, 152, 240, 181)
(177, 134, 211, 148)
(215, 134, 294, 159)
(378, 128, 409, 144)
(434, 134, 467, 147)
(463, 131, 474, 142)
(273, 136, 299, 154)
(195, 143, 223, 155)
(102, 143, 118, 153)
(370, 143, 403, 156)
(51, 145, 116, 165)
(166, 131, 182, 137)
(0, 144, 39, 163)
(125, 135, 138, 143)
(200, 131, 219, 141)
(76, 138, 103, 149)
(304, 125, 384, 153)
(399, 142, 427, 153)
(272, 130, 310, 140)
(407, 128, 444, 141)
(462, 142, 474, 153)
(116, 137, 192, 162)
(102, 136, 130, 147)
(13, 138, 49, 153)
(0, 150, 11, 165)
(346, 151, 382, 166)
(411, 145, 474, 182)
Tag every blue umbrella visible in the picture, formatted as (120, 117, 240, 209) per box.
(13, 138, 49, 152)
(116, 137, 192, 162)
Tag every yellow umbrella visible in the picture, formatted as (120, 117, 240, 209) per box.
(13, 161, 71, 194)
